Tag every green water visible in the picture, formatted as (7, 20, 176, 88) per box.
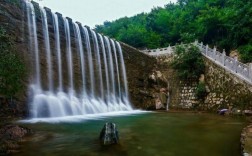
(19, 112, 245, 156)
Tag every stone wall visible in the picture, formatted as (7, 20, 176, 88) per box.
(204, 57, 252, 111)
(155, 54, 252, 111)
(120, 43, 158, 109)
(155, 56, 199, 110)
(178, 82, 198, 109)
(0, 0, 30, 117)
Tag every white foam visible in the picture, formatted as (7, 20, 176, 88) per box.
(19, 110, 150, 123)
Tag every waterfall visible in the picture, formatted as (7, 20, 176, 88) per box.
(73, 23, 86, 96)
(111, 39, 121, 101)
(40, 7, 53, 91)
(26, 1, 41, 90)
(116, 42, 130, 106)
(63, 18, 74, 94)
(25, 1, 132, 119)
(82, 27, 95, 97)
(91, 30, 104, 100)
(104, 37, 116, 103)
(52, 13, 63, 92)
(98, 34, 110, 103)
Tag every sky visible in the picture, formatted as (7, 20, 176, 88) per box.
(36, 0, 177, 28)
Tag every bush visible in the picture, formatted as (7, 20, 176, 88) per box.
(195, 82, 208, 101)
(238, 44, 252, 63)
(171, 44, 205, 80)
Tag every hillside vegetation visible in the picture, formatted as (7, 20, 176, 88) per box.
(95, 0, 252, 63)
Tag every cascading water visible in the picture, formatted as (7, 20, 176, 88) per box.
(73, 23, 86, 96)
(98, 34, 110, 103)
(82, 26, 95, 98)
(40, 7, 53, 91)
(116, 42, 130, 106)
(104, 37, 116, 102)
(25, 1, 132, 119)
(111, 39, 121, 101)
(91, 30, 104, 100)
(26, 1, 41, 89)
(52, 13, 63, 92)
(63, 18, 74, 94)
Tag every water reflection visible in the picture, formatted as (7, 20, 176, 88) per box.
(18, 113, 245, 156)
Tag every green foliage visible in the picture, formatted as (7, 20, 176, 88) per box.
(171, 44, 205, 80)
(195, 82, 208, 101)
(238, 45, 252, 63)
(117, 24, 148, 48)
(0, 27, 25, 98)
(95, 0, 252, 62)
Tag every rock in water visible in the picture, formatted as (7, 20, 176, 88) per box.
(0, 125, 32, 154)
(99, 122, 119, 145)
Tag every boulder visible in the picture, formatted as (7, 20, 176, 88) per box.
(0, 125, 32, 154)
(99, 123, 119, 145)
(243, 110, 252, 116)
(155, 98, 164, 109)
(217, 109, 228, 115)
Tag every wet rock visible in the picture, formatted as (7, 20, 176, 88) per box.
(0, 125, 32, 155)
(99, 123, 119, 145)
(243, 110, 252, 116)
(217, 109, 228, 115)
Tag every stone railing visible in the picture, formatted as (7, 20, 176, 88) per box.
(141, 46, 175, 56)
(195, 41, 252, 84)
(141, 41, 252, 84)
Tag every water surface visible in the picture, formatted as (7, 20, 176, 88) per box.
(19, 112, 245, 156)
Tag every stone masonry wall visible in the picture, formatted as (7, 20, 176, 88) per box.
(156, 54, 252, 111)
(156, 56, 199, 109)
(204, 57, 252, 111)
(178, 81, 198, 109)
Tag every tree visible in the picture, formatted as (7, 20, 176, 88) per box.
(95, 0, 252, 62)
(171, 44, 205, 80)
(117, 24, 148, 48)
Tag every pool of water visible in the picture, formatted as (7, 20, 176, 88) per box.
(18, 112, 245, 156)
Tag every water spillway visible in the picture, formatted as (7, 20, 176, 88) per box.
(25, 1, 132, 118)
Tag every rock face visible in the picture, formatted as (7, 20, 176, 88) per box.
(0, 0, 30, 118)
(0, 124, 32, 155)
(99, 123, 119, 145)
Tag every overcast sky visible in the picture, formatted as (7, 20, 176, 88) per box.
(36, 0, 177, 28)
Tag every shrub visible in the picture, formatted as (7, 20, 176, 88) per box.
(171, 44, 205, 80)
(238, 44, 252, 63)
(195, 82, 208, 101)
